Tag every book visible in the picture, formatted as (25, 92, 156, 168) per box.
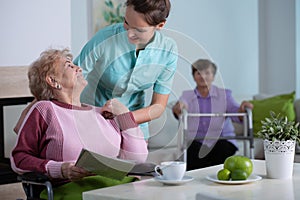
(75, 148, 136, 180)
(128, 162, 156, 176)
(75, 148, 157, 180)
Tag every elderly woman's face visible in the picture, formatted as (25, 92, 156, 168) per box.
(55, 57, 87, 91)
(193, 66, 215, 88)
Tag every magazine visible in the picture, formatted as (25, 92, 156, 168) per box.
(75, 149, 156, 180)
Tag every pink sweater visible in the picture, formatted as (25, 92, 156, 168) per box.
(11, 100, 148, 180)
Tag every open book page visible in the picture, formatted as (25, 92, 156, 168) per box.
(75, 148, 136, 180)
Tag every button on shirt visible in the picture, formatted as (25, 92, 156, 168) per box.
(179, 86, 241, 148)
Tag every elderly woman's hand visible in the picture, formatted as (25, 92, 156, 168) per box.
(61, 162, 92, 181)
(102, 99, 129, 116)
(237, 101, 254, 121)
(172, 101, 188, 119)
(239, 101, 254, 112)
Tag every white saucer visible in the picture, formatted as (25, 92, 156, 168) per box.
(154, 175, 194, 185)
(206, 174, 262, 185)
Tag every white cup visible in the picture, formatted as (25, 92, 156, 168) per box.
(154, 161, 186, 180)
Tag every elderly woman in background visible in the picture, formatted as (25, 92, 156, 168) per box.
(11, 48, 148, 199)
(172, 59, 253, 170)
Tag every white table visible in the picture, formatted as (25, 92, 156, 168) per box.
(83, 160, 300, 200)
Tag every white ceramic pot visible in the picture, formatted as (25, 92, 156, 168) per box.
(264, 139, 295, 179)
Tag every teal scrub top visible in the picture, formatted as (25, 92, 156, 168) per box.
(74, 23, 178, 138)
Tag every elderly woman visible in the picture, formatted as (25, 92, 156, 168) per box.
(11, 48, 148, 199)
(172, 59, 253, 170)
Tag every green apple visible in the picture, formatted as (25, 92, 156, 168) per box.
(224, 155, 253, 177)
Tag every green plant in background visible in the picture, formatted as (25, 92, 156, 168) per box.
(257, 111, 300, 143)
(103, 0, 125, 25)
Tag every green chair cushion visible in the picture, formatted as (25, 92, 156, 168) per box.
(250, 91, 296, 135)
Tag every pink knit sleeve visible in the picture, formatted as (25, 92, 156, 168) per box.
(115, 112, 138, 130)
(116, 112, 148, 162)
(10, 107, 50, 175)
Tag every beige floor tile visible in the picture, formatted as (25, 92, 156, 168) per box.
(0, 182, 26, 200)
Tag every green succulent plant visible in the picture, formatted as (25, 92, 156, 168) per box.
(257, 111, 300, 143)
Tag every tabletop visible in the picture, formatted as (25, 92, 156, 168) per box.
(83, 159, 300, 200)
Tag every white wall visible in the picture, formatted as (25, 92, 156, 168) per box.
(0, 0, 71, 157)
(259, 0, 296, 96)
(0, 0, 71, 66)
(70, 0, 298, 101)
(1, 0, 297, 100)
(165, 0, 259, 102)
(71, 0, 90, 57)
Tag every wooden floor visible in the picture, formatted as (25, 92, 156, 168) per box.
(0, 182, 26, 200)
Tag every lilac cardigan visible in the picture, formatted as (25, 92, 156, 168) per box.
(179, 85, 241, 147)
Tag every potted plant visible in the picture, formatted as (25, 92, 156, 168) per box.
(257, 111, 300, 179)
